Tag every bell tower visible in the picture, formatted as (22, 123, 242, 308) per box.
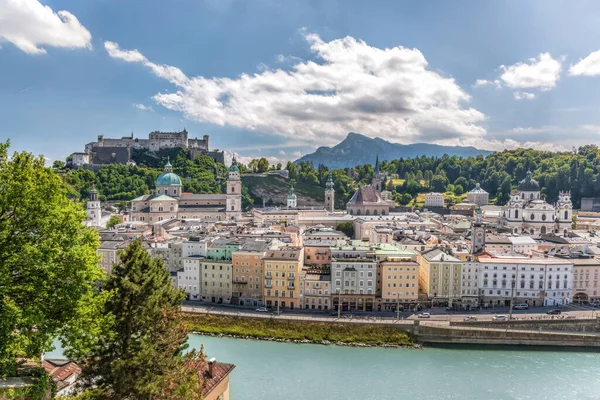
(87, 185, 101, 227)
(226, 157, 242, 221)
(324, 173, 335, 212)
(471, 207, 486, 254)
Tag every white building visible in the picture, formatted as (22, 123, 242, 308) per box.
(71, 152, 90, 167)
(477, 254, 573, 307)
(501, 171, 573, 236)
(331, 259, 377, 296)
(86, 186, 101, 227)
(177, 256, 203, 300)
(424, 192, 445, 208)
(461, 261, 481, 307)
(466, 183, 489, 206)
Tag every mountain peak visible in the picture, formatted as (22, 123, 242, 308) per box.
(295, 133, 492, 169)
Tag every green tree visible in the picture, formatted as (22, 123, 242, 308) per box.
(257, 157, 269, 173)
(52, 160, 65, 169)
(0, 142, 103, 376)
(431, 175, 447, 192)
(79, 240, 204, 399)
(336, 222, 354, 238)
(454, 184, 464, 195)
(106, 215, 121, 229)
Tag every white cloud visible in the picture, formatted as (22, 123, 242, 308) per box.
(499, 53, 563, 90)
(0, 0, 91, 54)
(224, 151, 288, 168)
(452, 137, 568, 152)
(104, 31, 486, 146)
(569, 50, 600, 76)
(506, 126, 556, 134)
(475, 53, 563, 98)
(133, 103, 154, 112)
(473, 79, 501, 88)
(513, 91, 536, 100)
(279, 150, 286, 155)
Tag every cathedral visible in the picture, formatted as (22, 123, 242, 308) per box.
(346, 155, 395, 216)
(501, 171, 572, 236)
(130, 158, 242, 223)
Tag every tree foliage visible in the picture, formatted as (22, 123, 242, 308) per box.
(106, 215, 121, 229)
(0, 142, 103, 376)
(336, 222, 354, 238)
(79, 240, 204, 399)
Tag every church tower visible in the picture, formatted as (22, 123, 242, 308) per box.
(324, 173, 335, 212)
(372, 153, 383, 192)
(471, 207, 486, 254)
(87, 185, 101, 227)
(287, 182, 297, 209)
(226, 157, 242, 221)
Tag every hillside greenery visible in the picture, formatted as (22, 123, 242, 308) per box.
(58, 145, 600, 209)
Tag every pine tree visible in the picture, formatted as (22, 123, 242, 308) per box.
(80, 239, 204, 399)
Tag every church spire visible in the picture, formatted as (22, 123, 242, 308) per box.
(375, 153, 380, 174)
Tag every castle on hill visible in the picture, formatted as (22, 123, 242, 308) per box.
(71, 129, 224, 167)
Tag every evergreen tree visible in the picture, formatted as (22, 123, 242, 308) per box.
(80, 239, 204, 398)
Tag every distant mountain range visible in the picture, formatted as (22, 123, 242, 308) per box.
(295, 132, 493, 169)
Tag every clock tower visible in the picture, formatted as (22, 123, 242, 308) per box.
(471, 207, 486, 254)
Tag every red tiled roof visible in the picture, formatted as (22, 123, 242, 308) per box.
(348, 185, 384, 205)
(43, 359, 81, 382)
(199, 361, 235, 397)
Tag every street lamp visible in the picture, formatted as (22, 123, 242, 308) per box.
(337, 288, 343, 319)
(508, 280, 515, 321)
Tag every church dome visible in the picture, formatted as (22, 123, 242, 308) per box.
(156, 160, 182, 186)
(517, 171, 540, 191)
(156, 172, 182, 186)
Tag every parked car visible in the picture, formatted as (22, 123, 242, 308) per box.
(255, 307, 268, 312)
(418, 312, 431, 318)
(513, 303, 529, 310)
(463, 316, 477, 322)
(547, 309, 562, 315)
(492, 315, 508, 321)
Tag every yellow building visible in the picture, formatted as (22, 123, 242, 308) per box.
(263, 247, 304, 310)
(419, 248, 463, 306)
(299, 266, 331, 310)
(380, 257, 420, 310)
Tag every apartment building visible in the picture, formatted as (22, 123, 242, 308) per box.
(299, 267, 331, 310)
(263, 247, 304, 310)
(419, 248, 463, 306)
(231, 239, 269, 307)
(380, 257, 420, 310)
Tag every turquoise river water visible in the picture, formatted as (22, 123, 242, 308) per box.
(48, 335, 600, 400)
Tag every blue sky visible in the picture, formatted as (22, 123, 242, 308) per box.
(3, 0, 600, 164)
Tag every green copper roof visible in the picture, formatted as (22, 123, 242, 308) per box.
(150, 194, 177, 201)
(326, 173, 334, 190)
(156, 172, 182, 186)
(517, 170, 540, 192)
(229, 156, 240, 173)
(288, 183, 297, 199)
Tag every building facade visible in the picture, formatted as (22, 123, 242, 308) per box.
(501, 171, 573, 236)
(130, 158, 242, 223)
(299, 267, 331, 310)
(232, 239, 269, 307)
(424, 192, 445, 208)
(466, 183, 489, 206)
(263, 247, 304, 310)
(419, 248, 463, 305)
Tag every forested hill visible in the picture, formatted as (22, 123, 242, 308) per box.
(58, 145, 600, 210)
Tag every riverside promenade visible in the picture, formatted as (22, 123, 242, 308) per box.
(182, 304, 600, 348)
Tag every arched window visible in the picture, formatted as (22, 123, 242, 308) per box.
(542, 214, 546, 221)
(365, 209, 370, 216)
(530, 214, 535, 220)
(530, 193, 533, 199)
(515, 210, 519, 219)
(564, 210, 568, 220)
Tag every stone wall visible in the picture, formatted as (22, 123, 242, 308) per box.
(452, 318, 600, 333)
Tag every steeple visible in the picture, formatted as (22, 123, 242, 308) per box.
(287, 181, 297, 208)
(374, 153, 380, 175)
(164, 157, 173, 173)
(326, 173, 334, 191)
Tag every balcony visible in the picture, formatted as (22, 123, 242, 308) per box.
(288, 284, 296, 290)
(265, 282, 272, 288)
(288, 275, 295, 281)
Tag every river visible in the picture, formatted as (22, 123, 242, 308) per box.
(47, 335, 600, 399)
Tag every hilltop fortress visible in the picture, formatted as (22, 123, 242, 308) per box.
(71, 129, 224, 167)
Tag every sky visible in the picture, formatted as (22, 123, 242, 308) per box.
(3, 0, 600, 165)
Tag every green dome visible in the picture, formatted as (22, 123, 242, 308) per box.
(229, 157, 240, 173)
(156, 172, 182, 186)
(517, 171, 540, 192)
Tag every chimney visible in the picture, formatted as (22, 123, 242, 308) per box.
(208, 357, 216, 378)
